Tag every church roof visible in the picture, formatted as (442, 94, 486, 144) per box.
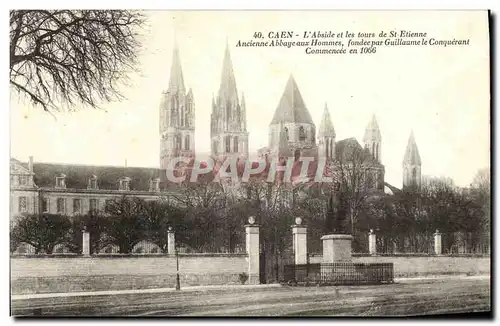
(363, 114, 382, 142)
(167, 45, 185, 94)
(403, 131, 421, 165)
(270, 75, 315, 126)
(218, 43, 239, 102)
(318, 103, 336, 137)
(335, 137, 380, 166)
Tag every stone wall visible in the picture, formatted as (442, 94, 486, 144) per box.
(11, 254, 248, 295)
(308, 254, 490, 277)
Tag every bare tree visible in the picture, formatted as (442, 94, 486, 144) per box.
(336, 139, 383, 236)
(10, 10, 146, 111)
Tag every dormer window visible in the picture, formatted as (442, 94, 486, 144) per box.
(88, 175, 98, 190)
(119, 177, 131, 191)
(55, 174, 66, 189)
(149, 178, 160, 192)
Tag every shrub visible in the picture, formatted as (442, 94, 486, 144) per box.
(239, 272, 249, 285)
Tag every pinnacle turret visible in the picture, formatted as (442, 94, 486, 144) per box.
(318, 103, 336, 138)
(363, 114, 381, 142)
(403, 130, 422, 166)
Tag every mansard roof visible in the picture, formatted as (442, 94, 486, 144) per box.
(270, 75, 315, 126)
(27, 162, 169, 191)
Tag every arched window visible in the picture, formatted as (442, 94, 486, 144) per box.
(170, 97, 176, 126)
(185, 104, 190, 127)
(212, 140, 217, 154)
(176, 135, 181, 150)
(234, 136, 239, 152)
(184, 135, 190, 150)
(284, 127, 289, 140)
(326, 138, 330, 157)
(375, 143, 379, 161)
(225, 135, 231, 153)
(412, 168, 417, 182)
(372, 143, 375, 158)
(299, 126, 306, 141)
(330, 141, 334, 159)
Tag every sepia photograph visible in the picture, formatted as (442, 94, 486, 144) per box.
(9, 9, 491, 317)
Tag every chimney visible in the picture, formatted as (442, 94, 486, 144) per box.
(28, 156, 34, 173)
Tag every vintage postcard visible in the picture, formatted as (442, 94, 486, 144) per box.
(9, 10, 490, 317)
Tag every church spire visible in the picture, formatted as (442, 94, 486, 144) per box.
(363, 114, 382, 163)
(218, 42, 238, 101)
(402, 130, 422, 189)
(363, 114, 381, 142)
(403, 130, 422, 165)
(168, 45, 185, 94)
(319, 102, 336, 137)
(270, 74, 314, 125)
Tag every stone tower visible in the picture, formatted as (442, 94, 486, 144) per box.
(268, 75, 317, 160)
(210, 43, 249, 159)
(402, 130, 422, 189)
(363, 114, 382, 163)
(159, 45, 195, 169)
(318, 103, 336, 161)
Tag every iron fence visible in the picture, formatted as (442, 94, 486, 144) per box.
(283, 262, 394, 285)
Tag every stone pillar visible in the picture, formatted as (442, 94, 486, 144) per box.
(82, 231, 90, 256)
(167, 227, 175, 254)
(369, 229, 377, 256)
(292, 217, 307, 265)
(321, 234, 354, 263)
(245, 216, 260, 284)
(434, 229, 442, 255)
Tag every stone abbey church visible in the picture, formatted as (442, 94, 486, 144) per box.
(10, 44, 422, 220)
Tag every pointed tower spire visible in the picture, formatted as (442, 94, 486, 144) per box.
(402, 130, 422, 189)
(363, 114, 382, 142)
(168, 45, 185, 94)
(318, 102, 336, 160)
(403, 130, 422, 165)
(319, 102, 336, 137)
(270, 75, 314, 125)
(218, 42, 238, 101)
(363, 114, 382, 163)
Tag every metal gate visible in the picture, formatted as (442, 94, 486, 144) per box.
(260, 248, 294, 284)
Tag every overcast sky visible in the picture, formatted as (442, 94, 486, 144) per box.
(10, 10, 490, 188)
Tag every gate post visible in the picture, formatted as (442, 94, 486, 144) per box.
(292, 217, 307, 265)
(245, 216, 260, 284)
(82, 229, 90, 256)
(369, 229, 377, 256)
(167, 227, 175, 254)
(434, 229, 442, 255)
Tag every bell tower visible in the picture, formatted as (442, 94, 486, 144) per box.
(159, 45, 195, 169)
